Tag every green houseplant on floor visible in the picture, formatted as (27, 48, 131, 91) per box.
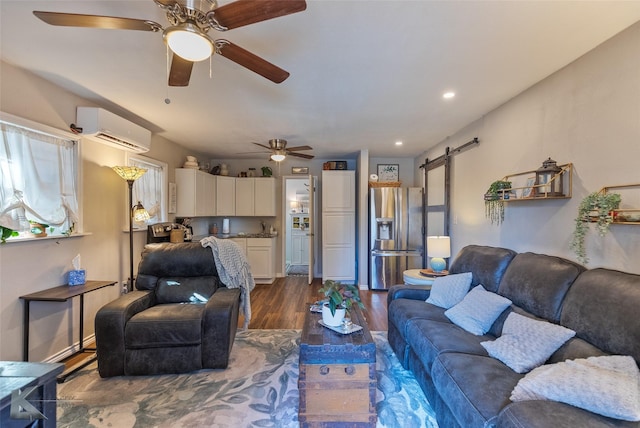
(570, 191, 621, 265)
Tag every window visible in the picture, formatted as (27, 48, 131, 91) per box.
(127, 154, 167, 229)
(0, 112, 80, 241)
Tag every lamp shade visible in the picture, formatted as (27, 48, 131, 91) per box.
(164, 23, 213, 62)
(271, 151, 286, 162)
(112, 166, 147, 181)
(427, 236, 451, 258)
(132, 201, 150, 222)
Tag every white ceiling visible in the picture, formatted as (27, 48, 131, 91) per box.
(2, 1, 640, 160)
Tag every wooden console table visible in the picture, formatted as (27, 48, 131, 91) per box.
(20, 280, 116, 382)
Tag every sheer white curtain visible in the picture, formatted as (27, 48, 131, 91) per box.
(0, 122, 79, 234)
(129, 155, 166, 228)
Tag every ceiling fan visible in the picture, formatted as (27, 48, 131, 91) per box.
(33, 0, 307, 86)
(249, 139, 314, 161)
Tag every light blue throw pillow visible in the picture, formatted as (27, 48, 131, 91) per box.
(426, 272, 473, 309)
(444, 285, 512, 335)
(481, 312, 575, 373)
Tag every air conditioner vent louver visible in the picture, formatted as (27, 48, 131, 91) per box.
(76, 107, 151, 153)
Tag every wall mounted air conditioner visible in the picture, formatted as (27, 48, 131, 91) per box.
(76, 107, 151, 153)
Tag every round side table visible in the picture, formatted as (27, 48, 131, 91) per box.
(403, 269, 434, 288)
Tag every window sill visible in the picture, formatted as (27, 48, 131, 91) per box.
(1, 232, 92, 245)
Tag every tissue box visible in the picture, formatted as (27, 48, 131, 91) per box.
(68, 269, 86, 286)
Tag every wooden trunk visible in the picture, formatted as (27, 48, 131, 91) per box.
(299, 306, 377, 427)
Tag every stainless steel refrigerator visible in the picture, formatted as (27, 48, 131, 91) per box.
(369, 187, 423, 290)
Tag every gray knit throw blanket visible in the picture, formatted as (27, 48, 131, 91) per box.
(201, 236, 255, 329)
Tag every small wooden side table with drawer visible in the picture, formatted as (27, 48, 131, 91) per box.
(298, 305, 377, 427)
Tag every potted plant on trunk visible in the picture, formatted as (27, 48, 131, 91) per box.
(484, 180, 512, 226)
(570, 191, 621, 265)
(318, 280, 365, 327)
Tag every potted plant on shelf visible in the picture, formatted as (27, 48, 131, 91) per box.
(318, 280, 365, 327)
(0, 226, 18, 243)
(484, 180, 512, 226)
(570, 191, 621, 265)
(29, 220, 50, 237)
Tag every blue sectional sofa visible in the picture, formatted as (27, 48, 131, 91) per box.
(387, 245, 640, 428)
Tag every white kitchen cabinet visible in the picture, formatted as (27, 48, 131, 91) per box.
(322, 171, 355, 282)
(216, 176, 236, 216)
(254, 178, 276, 216)
(235, 177, 276, 216)
(291, 233, 309, 265)
(235, 178, 254, 216)
(247, 238, 275, 284)
(175, 168, 216, 217)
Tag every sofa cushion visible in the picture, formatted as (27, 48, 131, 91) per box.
(445, 285, 512, 335)
(561, 268, 640, 364)
(432, 352, 523, 428)
(511, 355, 640, 421)
(426, 272, 473, 309)
(481, 312, 575, 373)
(497, 252, 584, 323)
(449, 245, 517, 293)
(388, 298, 449, 337)
(498, 400, 640, 428)
(406, 318, 490, 373)
(155, 276, 220, 304)
(125, 303, 204, 347)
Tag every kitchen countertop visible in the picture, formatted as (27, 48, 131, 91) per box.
(192, 233, 277, 241)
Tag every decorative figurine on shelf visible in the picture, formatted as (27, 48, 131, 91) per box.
(220, 163, 229, 176)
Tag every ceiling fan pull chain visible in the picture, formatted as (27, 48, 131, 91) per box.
(209, 56, 213, 79)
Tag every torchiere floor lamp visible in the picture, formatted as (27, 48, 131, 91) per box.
(113, 166, 149, 292)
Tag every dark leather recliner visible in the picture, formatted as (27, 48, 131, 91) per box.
(95, 243, 241, 377)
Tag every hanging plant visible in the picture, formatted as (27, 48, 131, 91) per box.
(484, 180, 512, 225)
(570, 192, 621, 265)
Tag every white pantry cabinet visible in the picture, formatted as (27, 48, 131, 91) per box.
(322, 170, 355, 282)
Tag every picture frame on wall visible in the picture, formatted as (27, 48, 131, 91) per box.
(522, 177, 536, 198)
(377, 164, 399, 182)
(292, 166, 309, 174)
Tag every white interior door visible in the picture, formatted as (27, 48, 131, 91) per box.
(307, 175, 315, 284)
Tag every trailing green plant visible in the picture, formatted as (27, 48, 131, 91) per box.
(570, 192, 621, 265)
(484, 180, 512, 226)
(318, 280, 365, 316)
(0, 226, 18, 243)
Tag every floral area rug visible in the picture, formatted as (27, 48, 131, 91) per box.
(57, 330, 438, 427)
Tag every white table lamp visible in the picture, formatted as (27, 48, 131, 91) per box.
(427, 236, 451, 273)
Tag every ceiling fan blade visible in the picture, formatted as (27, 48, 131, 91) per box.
(168, 55, 194, 87)
(33, 11, 162, 31)
(217, 41, 289, 83)
(253, 142, 273, 150)
(288, 152, 314, 159)
(210, 0, 307, 31)
(286, 145, 312, 151)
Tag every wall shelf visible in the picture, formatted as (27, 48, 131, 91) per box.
(599, 184, 640, 225)
(490, 163, 573, 202)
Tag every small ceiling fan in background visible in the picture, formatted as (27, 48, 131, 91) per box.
(33, 0, 307, 86)
(248, 139, 314, 161)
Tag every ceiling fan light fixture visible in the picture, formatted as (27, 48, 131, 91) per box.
(164, 22, 213, 62)
(271, 151, 286, 162)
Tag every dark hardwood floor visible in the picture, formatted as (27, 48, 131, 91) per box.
(243, 276, 389, 331)
(64, 276, 389, 369)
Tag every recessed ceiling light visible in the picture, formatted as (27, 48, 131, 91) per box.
(395, 141, 403, 146)
(443, 91, 456, 99)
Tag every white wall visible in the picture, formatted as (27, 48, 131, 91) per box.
(415, 21, 640, 273)
(0, 61, 205, 362)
